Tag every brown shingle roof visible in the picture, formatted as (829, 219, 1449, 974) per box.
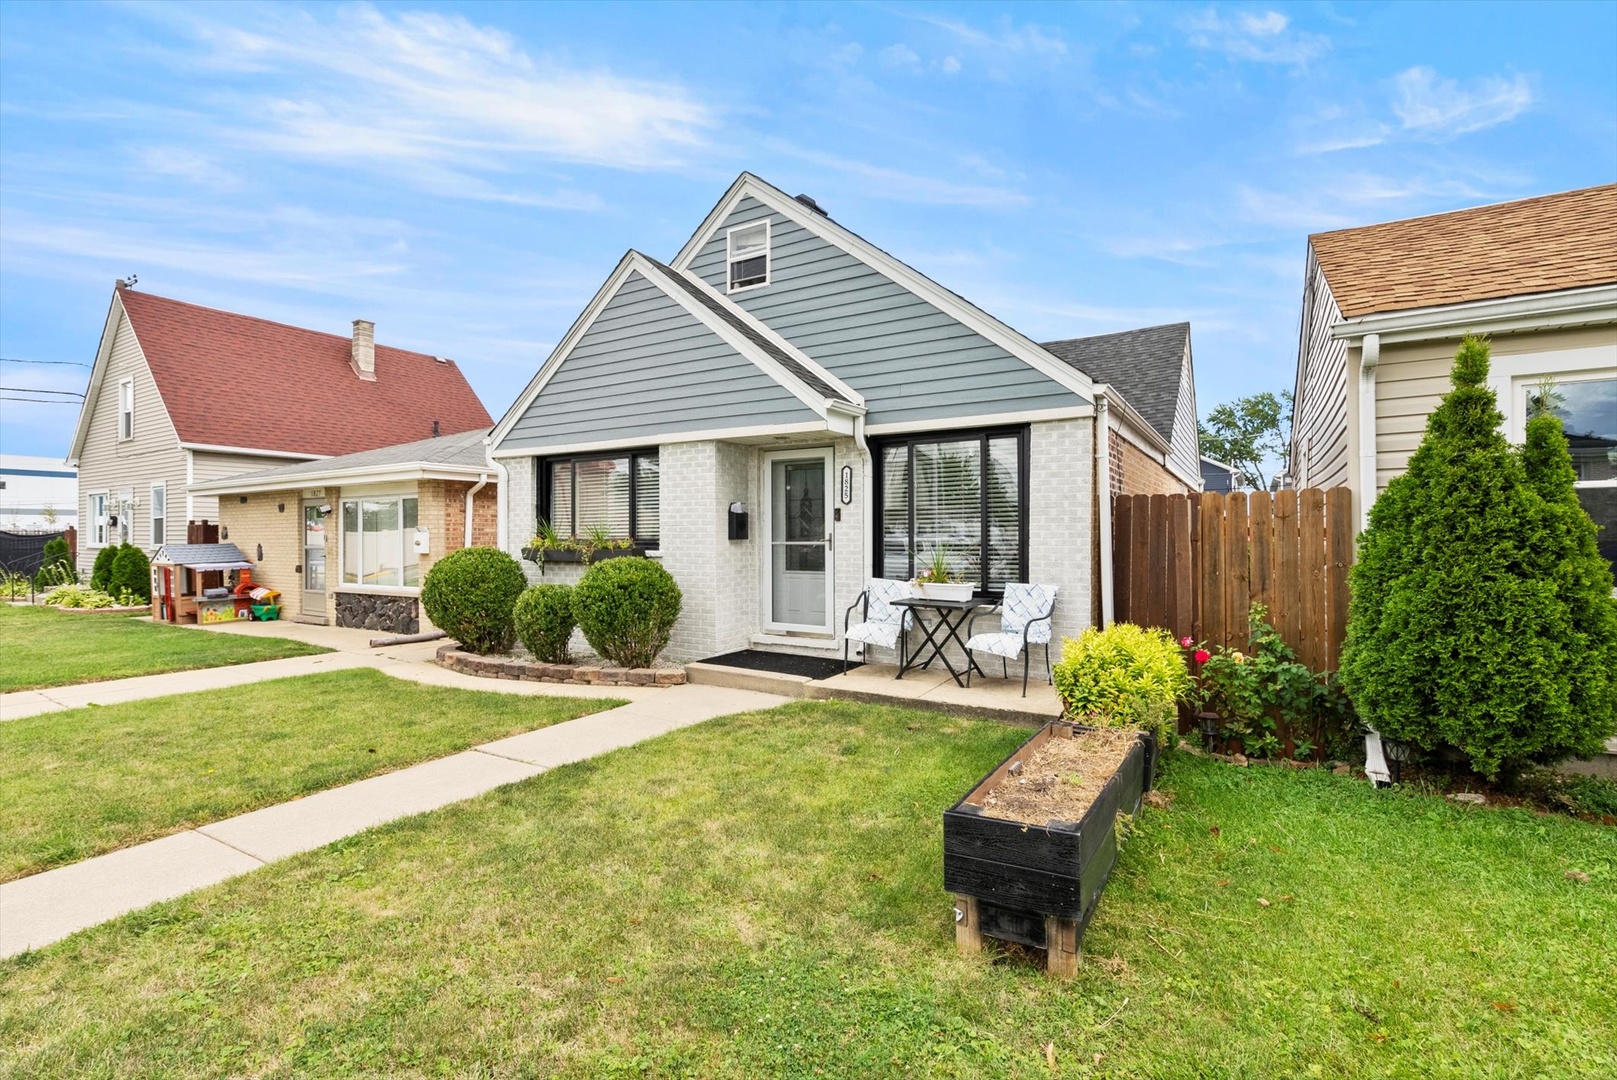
(118, 287, 492, 457)
(1309, 184, 1617, 319)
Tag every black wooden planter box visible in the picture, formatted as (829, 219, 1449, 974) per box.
(943, 721, 1153, 976)
(519, 546, 647, 567)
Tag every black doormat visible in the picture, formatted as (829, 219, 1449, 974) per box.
(699, 649, 856, 681)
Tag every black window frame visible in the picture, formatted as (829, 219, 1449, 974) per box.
(537, 449, 660, 548)
(871, 425, 1030, 598)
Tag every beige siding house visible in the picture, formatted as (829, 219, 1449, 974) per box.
(65, 283, 492, 577)
(1289, 185, 1617, 579)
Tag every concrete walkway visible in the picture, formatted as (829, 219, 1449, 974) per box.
(0, 681, 783, 957)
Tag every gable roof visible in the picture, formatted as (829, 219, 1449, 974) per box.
(488, 251, 862, 453)
(70, 286, 491, 463)
(1310, 184, 1617, 319)
(189, 427, 493, 496)
(1040, 323, 1191, 443)
(669, 172, 1093, 404)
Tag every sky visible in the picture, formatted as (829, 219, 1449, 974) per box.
(1, 0, 1614, 461)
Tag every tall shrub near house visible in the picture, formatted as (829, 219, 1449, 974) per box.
(421, 546, 527, 654)
(1520, 410, 1617, 756)
(89, 546, 117, 592)
(109, 544, 151, 601)
(33, 537, 74, 589)
(1339, 335, 1579, 778)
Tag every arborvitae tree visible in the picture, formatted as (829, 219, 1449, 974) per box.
(33, 536, 74, 588)
(89, 545, 118, 591)
(1520, 410, 1617, 759)
(109, 543, 152, 601)
(1340, 335, 1570, 779)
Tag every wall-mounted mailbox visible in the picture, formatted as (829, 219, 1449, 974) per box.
(728, 501, 748, 541)
(412, 526, 431, 555)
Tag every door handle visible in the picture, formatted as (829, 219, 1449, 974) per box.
(825, 533, 833, 551)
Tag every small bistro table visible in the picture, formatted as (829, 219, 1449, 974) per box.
(891, 596, 991, 688)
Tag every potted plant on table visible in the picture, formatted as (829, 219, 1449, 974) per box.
(913, 546, 975, 602)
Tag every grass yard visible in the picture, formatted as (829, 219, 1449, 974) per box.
(0, 603, 330, 692)
(2, 701, 1612, 1079)
(0, 668, 622, 881)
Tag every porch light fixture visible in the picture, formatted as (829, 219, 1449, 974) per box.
(1197, 711, 1222, 751)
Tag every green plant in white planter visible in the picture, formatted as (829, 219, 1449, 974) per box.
(913, 546, 975, 601)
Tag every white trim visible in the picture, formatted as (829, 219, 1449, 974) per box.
(67, 290, 128, 466)
(332, 584, 422, 598)
(1358, 333, 1380, 531)
(492, 421, 832, 459)
(1095, 393, 1114, 626)
(1331, 284, 1617, 345)
(178, 443, 328, 460)
(150, 482, 167, 548)
(760, 447, 836, 634)
(117, 377, 135, 442)
(725, 218, 771, 294)
(86, 490, 110, 547)
(671, 173, 1096, 402)
(863, 405, 1094, 436)
(336, 491, 422, 591)
(190, 462, 492, 497)
(185, 450, 195, 522)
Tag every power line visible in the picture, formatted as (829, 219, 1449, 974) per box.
(0, 386, 83, 397)
(0, 358, 91, 367)
(0, 395, 82, 404)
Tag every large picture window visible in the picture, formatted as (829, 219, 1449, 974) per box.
(541, 451, 659, 547)
(88, 492, 109, 547)
(341, 495, 419, 587)
(874, 428, 1026, 595)
(1538, 374, 1617, 579)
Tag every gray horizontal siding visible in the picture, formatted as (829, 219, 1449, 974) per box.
(1293, 256, 1350, 489)
(501, 269, 817, 450)
(688, 196, 1084, 427)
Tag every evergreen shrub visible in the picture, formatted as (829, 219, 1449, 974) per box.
(572, 557, 682, 669)
(514, 584, 577, 664)
(420, 547, 527, 655)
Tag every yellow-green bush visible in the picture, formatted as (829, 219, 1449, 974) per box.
(1053, 623, 1191, 746)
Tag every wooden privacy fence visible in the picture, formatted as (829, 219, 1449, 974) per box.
(1112, 488, 1353, 672)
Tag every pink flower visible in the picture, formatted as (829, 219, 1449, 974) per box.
(1180, 636, 1195, 648)
(1193, 649, 1211, 664)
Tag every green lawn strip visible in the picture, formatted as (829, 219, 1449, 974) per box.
(0, 668, 623, 881)
(0, 604, 330, 692)
(2, 701, 1612, 1078)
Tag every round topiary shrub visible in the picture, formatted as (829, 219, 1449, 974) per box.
(514, 583, 577, 664)
(572, 557, 682, 669)
(420, 546, 527, 655)
(109, 543, 151, 601)
(89, 545, 117, 592)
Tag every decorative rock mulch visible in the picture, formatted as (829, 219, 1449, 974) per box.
(435, 644, 686, 687)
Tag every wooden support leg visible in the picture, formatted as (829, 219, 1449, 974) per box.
(954, 895, 983, 954)
(1044, 914, 1080, 978)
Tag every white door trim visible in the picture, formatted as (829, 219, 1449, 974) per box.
(760, 447, 834, 634)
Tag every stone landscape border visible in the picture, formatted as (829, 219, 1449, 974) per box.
(435, 644, 686, 686)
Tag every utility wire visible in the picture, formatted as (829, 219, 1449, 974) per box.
(0, 358, 91, 367)
(0, 386, 84, 397)
(1, 395, 82, 404)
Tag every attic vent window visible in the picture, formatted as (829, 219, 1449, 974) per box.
(726, 220, 770, 292)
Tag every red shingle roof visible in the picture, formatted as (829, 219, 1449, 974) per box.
(118, 287, 492, 457)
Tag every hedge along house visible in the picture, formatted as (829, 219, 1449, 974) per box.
(487, 173, 1200, 665)
(188, 428, 498, 633)
(65, 282, 492, 579)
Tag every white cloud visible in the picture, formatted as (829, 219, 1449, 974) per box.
(897, 12, 1068, 58)
(1391, 66, 1532, 138)
(130, 147, 242, 190)
(1181, 8, 1329, 66)
(766, 143, 1030, 208)
(164, 3, 717, 174)
(879, 43, 922, 71)
(940, 55, 962, 75)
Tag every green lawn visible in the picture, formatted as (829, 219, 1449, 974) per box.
(0, 668, 621, 881)
(3, 701, 1612, 1078)
(0, 604, 330, 692)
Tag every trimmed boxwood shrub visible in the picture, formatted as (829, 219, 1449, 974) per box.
(572, 557, 682, 669)
(89, 545, 117, 592)
(109, 543, 151, 601)
(420, 546, 527, 655)
(1053, 622, 1192, 751)
(514, 583, 577, 664)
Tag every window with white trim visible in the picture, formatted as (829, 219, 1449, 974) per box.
(1530, 374, 1617, 580)
(726, 220, 770, 292)
(541, 451, 659, 547)
(118, 378, 134, 440)
(150, 483, 166, 547)
(341, 495, 419, 587)
(88, 492, 109, 546)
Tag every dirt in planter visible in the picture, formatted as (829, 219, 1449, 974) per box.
(980, 726, 1141, 827)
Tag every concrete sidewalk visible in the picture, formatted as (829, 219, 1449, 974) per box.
(0, 683, 783, 958)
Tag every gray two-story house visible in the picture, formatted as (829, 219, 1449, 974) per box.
(488, 173, 1200, 665)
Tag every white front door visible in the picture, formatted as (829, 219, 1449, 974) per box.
(763, 449, 833, 632)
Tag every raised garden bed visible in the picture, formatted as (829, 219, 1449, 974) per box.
(435, 644, 685, 687)
(943, 721, 1153, 976)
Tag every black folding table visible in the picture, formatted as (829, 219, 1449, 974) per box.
(891, 596, 991, 688)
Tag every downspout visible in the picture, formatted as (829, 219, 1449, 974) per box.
(464, 474, 490, 548)
(1095, 389, 1115, 627)
(486, 437, 511, 552)
(853, 413, 873, 654)
(1357, 333, 1381, 533)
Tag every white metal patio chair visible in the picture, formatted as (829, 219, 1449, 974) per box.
(842, 578, 914, 673)
(964, 582, 1059, 697)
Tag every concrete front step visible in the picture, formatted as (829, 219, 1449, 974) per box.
(684, 662, 813, 698)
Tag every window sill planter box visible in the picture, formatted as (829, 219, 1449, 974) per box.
(943, 721, 1153, 977)
(520, 546, 647, 566)
(915, 581, 975, 602)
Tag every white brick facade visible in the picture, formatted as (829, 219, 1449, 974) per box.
(1029, 417, 1094, 649)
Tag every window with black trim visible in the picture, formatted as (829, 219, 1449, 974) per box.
(541, 451, 660, 546)
(726, 220, 769, 292)
(873, 427, 1027, 595)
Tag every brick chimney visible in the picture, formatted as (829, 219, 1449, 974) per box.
(351, 319, 376, 381)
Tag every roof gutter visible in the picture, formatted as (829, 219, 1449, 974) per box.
(189, 461, 492, 497)
(1094, 387, 1115, 627)
(1330, 283, 1617, 345)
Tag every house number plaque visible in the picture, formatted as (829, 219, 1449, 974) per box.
(840, 465, 853, 505)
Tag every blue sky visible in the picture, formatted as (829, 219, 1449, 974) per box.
(2, 1, 1613, 460)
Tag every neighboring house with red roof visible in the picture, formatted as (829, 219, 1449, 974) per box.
(1290, 184, 1617, 578)
(66, 282, 491, 576)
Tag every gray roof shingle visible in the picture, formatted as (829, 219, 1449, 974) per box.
(207, 427, 492, 489)
(1041, 323, 1190, 443)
